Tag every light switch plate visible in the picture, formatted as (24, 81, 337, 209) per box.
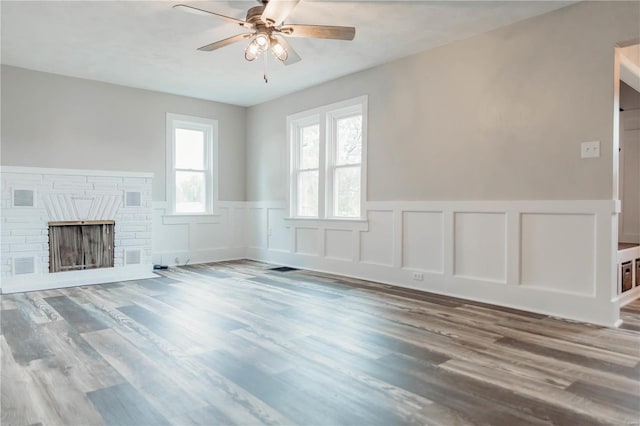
(581, 141, 600, 159)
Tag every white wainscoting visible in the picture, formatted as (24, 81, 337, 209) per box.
(152, 201, 246, 266)
(244, 200, 620, 327)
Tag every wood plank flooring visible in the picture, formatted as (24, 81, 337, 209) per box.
(1, 260, 639, 425)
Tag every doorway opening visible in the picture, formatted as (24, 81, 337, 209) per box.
(616, 42, 640, 302)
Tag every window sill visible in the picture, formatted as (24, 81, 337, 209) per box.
(162, 213, 221, 225)
(283, 217, 368, 231)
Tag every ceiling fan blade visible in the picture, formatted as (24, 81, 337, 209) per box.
(261, 0, 300, 27)
(173, 4, 252, 28)
(197, 33, 252, 52)
(279, 24, 355, 40)
(275, 35, 301, 65)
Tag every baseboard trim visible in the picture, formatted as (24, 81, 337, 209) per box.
(245, 249, 619, 327)
(616, 285, 640, 307)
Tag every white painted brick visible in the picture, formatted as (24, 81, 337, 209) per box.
(44, 175, 88, 184)
(26, 235, 48, 243)
(116, 239, 145, 247)
(10, 243, 43, 252)
(36, 182, 55, 190)
(2, 236, 27, 244)
(3, 208, 46, 217)
(3, 168, 153, 276)
(89, 190, 122, 197)
(4, 216, 48, 223)
(115, 232, 136, 239)
(2, 221, 44, 229)
(117, 224, 147, 232)
(3, 173, 44, 182)
(123, 177, 146, 184)
(92, 184, 119, 191)
(118, 208, 144, 215)
(11, 229, 43, 236)
(53, 183, 94, 191)
(86, 176, 124, 184)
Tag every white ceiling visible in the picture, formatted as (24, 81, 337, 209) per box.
(1, 1, 575, 107)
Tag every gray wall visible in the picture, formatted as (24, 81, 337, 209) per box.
(246, 1, 640, 201)
(0, 65, 246, 201)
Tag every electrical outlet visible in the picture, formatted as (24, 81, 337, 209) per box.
(412, 272, 424, 281)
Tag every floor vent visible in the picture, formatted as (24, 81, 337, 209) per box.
(269, 266, 299, 272)
(125, 249, 142, 265)
(14, 256, 36, 275)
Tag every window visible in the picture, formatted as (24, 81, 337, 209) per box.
(288, 96, 367, 219)
(166, 113, 217, 214)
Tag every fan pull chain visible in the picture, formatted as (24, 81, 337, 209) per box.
(263, 50, 269, 84)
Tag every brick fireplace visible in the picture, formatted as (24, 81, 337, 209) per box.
(0, 166, 156, 293)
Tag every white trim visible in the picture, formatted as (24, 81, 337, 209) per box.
(620, 54, 640, 94)
(284, 217, 368, 231)
(617, 285, 640, 307)
(161, 214, 221, 225)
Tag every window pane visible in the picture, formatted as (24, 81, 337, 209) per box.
(175, 171, 206, 213)
(175, 128, 205, 169)
(299, 124, 319, 169)
(334, 166, 360, 218)
(297, 170, 319, 217)
(336, 115, 362, 165)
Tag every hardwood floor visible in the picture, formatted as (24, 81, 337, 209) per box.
(1, 260, 639, 425)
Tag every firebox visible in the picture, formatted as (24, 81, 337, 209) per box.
(48, 220, 115, 273)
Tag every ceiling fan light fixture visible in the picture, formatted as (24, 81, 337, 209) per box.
(244, 39, 260, 61)
(255, 32, 270, 52)
(270, 37, 288, 62)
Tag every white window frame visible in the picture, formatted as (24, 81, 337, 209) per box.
(166, 113, 218, 215)
(290, 114, 322, 217)
(287, 95, 367, 220)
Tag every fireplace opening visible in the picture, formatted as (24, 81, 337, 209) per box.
(49, 221, 115, 273)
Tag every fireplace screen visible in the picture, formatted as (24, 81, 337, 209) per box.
(49, 221, 114, 273)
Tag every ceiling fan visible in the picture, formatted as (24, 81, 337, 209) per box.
(174, 0, 356, 66)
